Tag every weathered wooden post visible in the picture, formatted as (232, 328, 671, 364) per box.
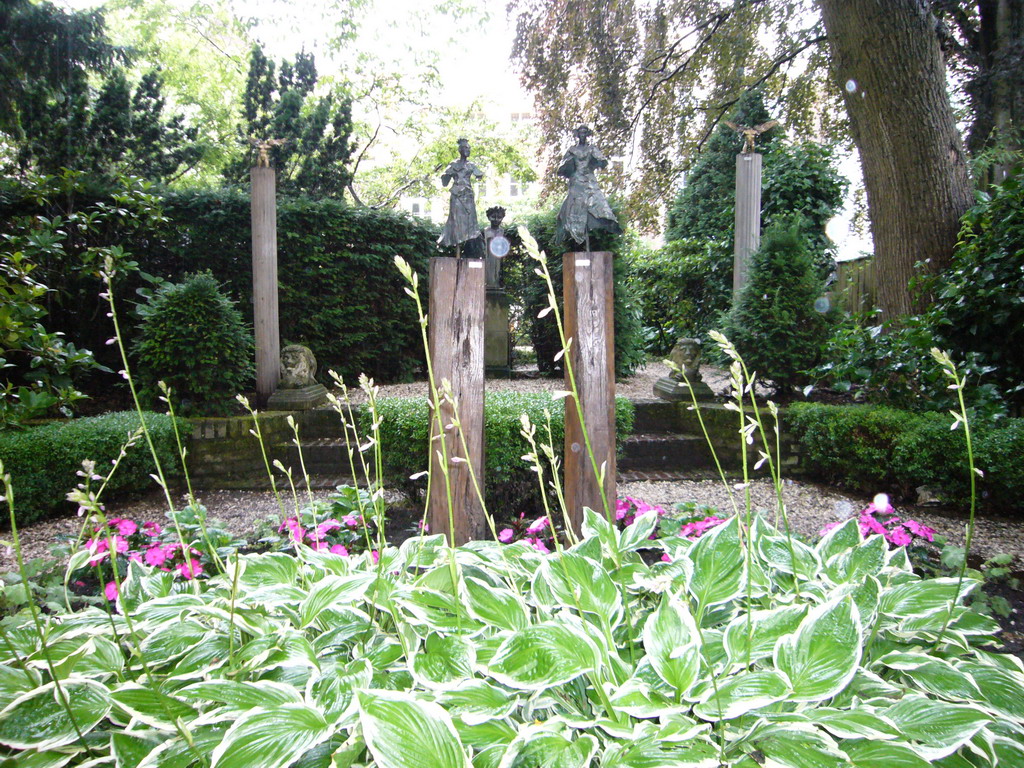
(428, 258, 486, 544)
(563, 252, 616, 532)
(250, 143, 281, 407)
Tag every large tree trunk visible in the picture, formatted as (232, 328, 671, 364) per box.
(817, 0, 975, 318)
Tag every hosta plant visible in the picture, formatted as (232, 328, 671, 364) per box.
(1, 506, 1023, 767)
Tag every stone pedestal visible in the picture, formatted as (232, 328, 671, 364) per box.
(733, 152, 763, 296)
(251, 165, 281, 408)
(267, 383, 329, 411)
(654, 376, 715, 402)
(485, 288, 511, 378)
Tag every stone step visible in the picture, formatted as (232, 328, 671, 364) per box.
(619, 433, 718, 470)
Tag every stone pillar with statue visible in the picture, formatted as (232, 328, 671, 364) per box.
(267, 344, 328, 410)
(727, 119, 777, 296)
(654, 338, 715, 402)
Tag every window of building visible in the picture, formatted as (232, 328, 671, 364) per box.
(411, 202, 420, 215)
(509, 180, 520, 197)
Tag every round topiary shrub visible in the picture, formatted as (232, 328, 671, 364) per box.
(132, 271, 254, 415)
(722, 219, 833, 394)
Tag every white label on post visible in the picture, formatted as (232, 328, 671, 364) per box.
(468, 261, 483, 268)
(576, 259, 591, 267)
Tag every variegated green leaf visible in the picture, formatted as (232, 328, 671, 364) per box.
(642, 593, 700, 694)
(688, 516, 744, 608)
(358, 689, 470, 768)
(841, 739, 931, 768)
(0, 679, 110, 751)
(210, 705, 331, 768)
(775, 597, 861, 702)
(693, 669, 791, 721)
(486, 622, 599, 690)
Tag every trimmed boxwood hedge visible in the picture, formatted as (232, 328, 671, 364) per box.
(366, 392, 635, 519)
(0, 412, 183, 527)
(788, 402, 1024, 512)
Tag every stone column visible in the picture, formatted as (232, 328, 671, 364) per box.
(428, 257, 486, 545)
(563, 251, 616, 535)
(733, 152, 763, 295)
(251, 165, 280, 407)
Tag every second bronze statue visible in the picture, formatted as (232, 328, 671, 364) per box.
(555, 125, 621, 248)
(438, 138, 485, 252)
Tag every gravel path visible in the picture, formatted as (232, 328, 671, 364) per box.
(3, 362, 1022, 571)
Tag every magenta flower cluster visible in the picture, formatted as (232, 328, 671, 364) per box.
(498, 514, 552, 553)
(81, 517, 207, 602)
(277, 510, 378, 562)
(820, 494, 936, 548)
(615, 496, 667, 527)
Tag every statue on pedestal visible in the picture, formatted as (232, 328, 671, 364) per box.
(555, 125, 621, 249)
(439, 138, 484, 256)
(654, 337, 715, 402)
(267, 343, 329, 410)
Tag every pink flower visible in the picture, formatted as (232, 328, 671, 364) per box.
(526, 516, 549, 534)
(128, 552, 143, 564)
(858, 512, 887, 538)
(819, 521, 841, 536)
(888, 526, 912, 547)
(116, 519, 138, 537)
(661, 553, 672, 563)
(87, 538, 109, 566)
(330, 544, 349, 556)
(906, 520, 936, 542)
(113, 535, 130, 554)
(528, 537, 550, 554)
(615, 498, 631, 520)
(342, 515, 360, 528)
(418, 520, 430, 532)
(104, 580, 119, 601)
(498, 528, 514, 543)
(312, 541, 330, 551)
(178, 559, 203, 580)
(316, 519, 343, 537)
(371, 550, 379, 564)
(279, 517, 305, 544)
(142, 521, 162, 537)
(144, 545, 168, 567)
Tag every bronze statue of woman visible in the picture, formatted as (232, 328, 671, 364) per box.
(555, 125, 621, 249)
(438, 138, 484, 255)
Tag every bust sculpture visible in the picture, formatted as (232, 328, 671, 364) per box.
(668, 338, 702, 381)
(280, 344, 317, 388)
(654, 337, 715, 402)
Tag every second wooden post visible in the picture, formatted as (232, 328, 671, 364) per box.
(563, 251, 616, 534)
(428, 257, 486, 545)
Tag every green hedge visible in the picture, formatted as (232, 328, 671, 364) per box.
(0, 412, 183, 526)
(144, 189, 439, 384)
(0, 181, 443, 388)
(367, 392, 635, 518)
(788, 402, 1024, 511)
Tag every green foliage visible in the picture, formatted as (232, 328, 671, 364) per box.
(626, 239, 732, 356)
(132, 271, 254, 416)
(367, 393, 634, 517)
(0, 173, 167, 423)
(2, 503, 1022, 765)
(788, 402, 1024, 512)
(722, 221, 833, 393)
(932, 173, 1024, 410)
(0, 411, 181, 526)
(225, 45, 355, 199)
(0, 0, 203, 182)
(811, 312, 1007, 420)
(503, 205, 645, 378)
